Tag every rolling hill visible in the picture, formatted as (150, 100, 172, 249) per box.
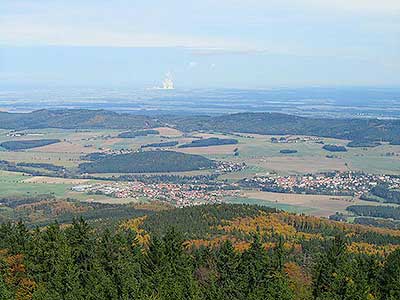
(78, 150, 216, 173)
(1, 109, 399, 143)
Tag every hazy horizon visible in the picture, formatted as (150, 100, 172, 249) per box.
(1, 1, 399, 88)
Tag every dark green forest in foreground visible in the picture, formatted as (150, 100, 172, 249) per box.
(0, 204, 400, 300)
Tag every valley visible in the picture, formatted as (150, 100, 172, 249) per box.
(0, 110, 399, 225)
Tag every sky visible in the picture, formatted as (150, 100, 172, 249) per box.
(0, 0, 399, 88)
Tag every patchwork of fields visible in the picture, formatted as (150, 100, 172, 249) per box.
(1, 126, 399, 217)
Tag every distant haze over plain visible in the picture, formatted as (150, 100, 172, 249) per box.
(1, 87, 399, 119)
(1, 1, 399, 88)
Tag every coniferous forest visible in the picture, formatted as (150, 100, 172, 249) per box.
(0, 204, 399, 300)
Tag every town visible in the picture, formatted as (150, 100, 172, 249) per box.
(240, 172, 400, 197)
(72, 180, 241, 207)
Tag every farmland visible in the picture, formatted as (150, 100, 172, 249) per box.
(1, 126, 399, 176)
(240, 190, 361, 217)
(0, 121, 399, 220)
(0, 171, 71, 198)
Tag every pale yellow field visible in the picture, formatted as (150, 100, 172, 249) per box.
(197, 132, 235, 139)
(23, 176, 90, 185)
(31, 141, 95, 153)
(153, 127, 183, 136)
(243, 190, 372, 217)
(245, 156, 349, 175)
(176, 144, 238, 155)
(0, 151, 81, 167)
(95, 137, 125, 147)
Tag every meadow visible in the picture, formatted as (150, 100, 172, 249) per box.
(2, 127, 398, 176)
(0, 171, 71, 198)
(0, 127, 399, 217)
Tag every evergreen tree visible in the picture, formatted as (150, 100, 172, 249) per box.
(144, 227, 201, 300)
(215, 240, 241, 299)
(380, 249, 400, 300)
(312, 235, 374, 300)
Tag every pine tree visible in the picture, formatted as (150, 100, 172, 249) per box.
(143, 227, 201, 300)
(380, 249, 400, 300)
(215, 240, 241, 299)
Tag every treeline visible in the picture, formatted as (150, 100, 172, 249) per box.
(0, 160, 68, 177)
(280, 149, 298, 154)
(178, 137, 238, 148)
(0, 194, 152, 227)
(362, 185, 400, 204)
(172, 112, 400, 144)
(347, 140, 382, 148)
(347, 205, 400, 220)
(78, 151, 216, 173)
(354, 217, 400, 230)
(0, 219, 399, 299)
(115, 174, 220, 184)
(0, 139, 60, 150)
(141, 141, 178, 148)
(117, 129, 159, 138)
(0, 109, 161, 130)
(322, 144, 347, 152)
(79, 173, 221, 185)
(15, 162, 65, 172)
(0, 194, 56, 209)
(2, 110, 400, 144)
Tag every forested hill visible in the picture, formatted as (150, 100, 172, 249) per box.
(1, 109, 400, 142)
(0, 109, 161, 130)
(1, 204, 400, 299)
(173, 112, 400, 143)
(79, 151, 216, 173)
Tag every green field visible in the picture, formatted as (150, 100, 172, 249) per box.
(211, 133, 400, 176)
(2, 127, 399, 176)
(0, 127, 399, 210)
(0, 171, 71, 197)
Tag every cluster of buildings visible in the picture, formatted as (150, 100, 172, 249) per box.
(72, 181, 240, 207)
(271, 136, 322, 144)
(6, 131, 43, 137)
(240, 172, 400, 197)
(215, 161, 246, 173)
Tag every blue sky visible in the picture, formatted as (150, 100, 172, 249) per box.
(1, 0, 399, 88)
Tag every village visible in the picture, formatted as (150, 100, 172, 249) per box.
(240, 172, 400, 197)
(72, 180, 241, 207)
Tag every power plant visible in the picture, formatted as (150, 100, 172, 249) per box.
(149, 73, 174, 90)
(162, 73, 174, 90)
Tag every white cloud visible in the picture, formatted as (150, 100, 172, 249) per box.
(0, 18, 245, 49)
(0, 0, 398, 68)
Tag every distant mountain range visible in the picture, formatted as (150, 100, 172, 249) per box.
(1, 109, 399, 144)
